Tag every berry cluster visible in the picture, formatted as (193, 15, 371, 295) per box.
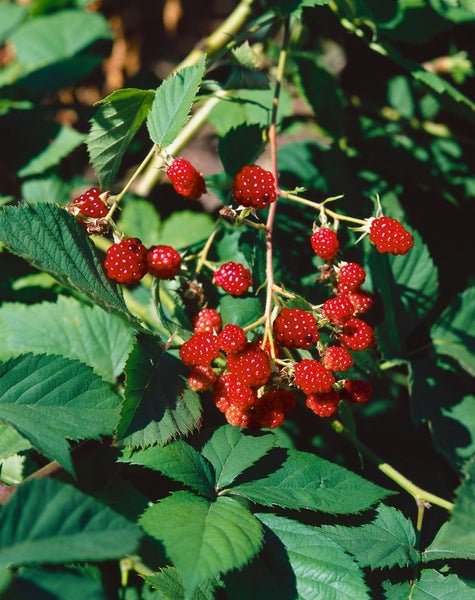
(180, 311, 296, 428)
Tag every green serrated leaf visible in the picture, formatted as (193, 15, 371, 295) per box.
(117, 197, 162, 248)
(231, 513, 369, 600)
(231, 448, 392, 514)
(117, 335, 202, 448)
(201, 425, 276, 490)
(120, 440, 215, 499)
(431, 287, 475, 377)
(87, 88, 155, 189)
(0, 296, 134, 382)
(140, 491, 262, 598)
(10, 10, 112, 65)
(409, 569, 475, 599)
(0, 353, 121, 474)
(18, 125, 85, 177)
(0, 202, 132, 322)
(147, 56, 206, 148)
(145, 566, 217, 600)
(0, 478, 141, 566)
(321, 504, 419, 569)
(423, 456, 475, 561)
(369, 227, 437, 359)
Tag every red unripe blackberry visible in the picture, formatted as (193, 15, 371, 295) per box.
(192, 308, 222, 334)
(147, 245, 181, 279)
(273, 308, 319, 350)
(232, 165, 277, 210)
(336, 262, 366, 293)
(70, 187, 108, 220)
(225, 405, 251, 427)
(294, 359, 335, 394)
(306, 390, 341, 417)
(179, 332, 219, 367)
(310, 227, 339, 261)
(339, 317, 375, 351)
(322, 294, 354, 324)
(322, 346, 354, 372)
(249, 395, 286, 429)
(104, 238, 148, 285)
(369, 216, 414, 255)
(211, 374, 257, 411)
(187, 365, 217, 392)
(227, 342, 271, 387)
(341, 379, 372, 404)
(166, 157, 206, 199)
(218, 324, 247, 353)
(347, 289, 374, 315)
(214, 262, 253, 296)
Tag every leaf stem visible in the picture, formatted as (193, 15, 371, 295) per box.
(332, 419, 454, 512)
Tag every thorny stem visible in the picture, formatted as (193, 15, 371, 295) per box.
(332, 420, 454, 512)
(284, 192, 367, 226)
(262, 17, 291, 358)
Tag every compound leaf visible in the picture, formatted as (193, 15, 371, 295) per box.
(201, 425, 276, 490)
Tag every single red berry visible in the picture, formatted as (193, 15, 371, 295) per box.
(179, 332, 220, 367)
(322, 294, 354, 324)
(310, 227, 339, 261)
(70, 187, 108, 220)
(192, 308, 222, 334)
(294, 359, 335, 394)
(218, 324, 247, 353)
(166, 157, 206, 199)
(273, 308, 319, 350)
(336, 262, 366, 293)
(265, 388, 297, 414)
(369, 216, 414, 255)
(347, 289, 374, 315)
(104, 238, 148, 285)
(187, 365, 217, 392)
(249, 393, 286, 429)
(306, 390, 341, 417)
(211, 374, 257, 411)
(232, 165, 277, 210)
(339, 317, 375, 351)
(214, 262, 253, 296)
(227, 342, 271, 387)
(341, 379, 372, 404)
(322, 346, 354, 372)
(225, 405, 251, 427)
(147, 245, 181, 279)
